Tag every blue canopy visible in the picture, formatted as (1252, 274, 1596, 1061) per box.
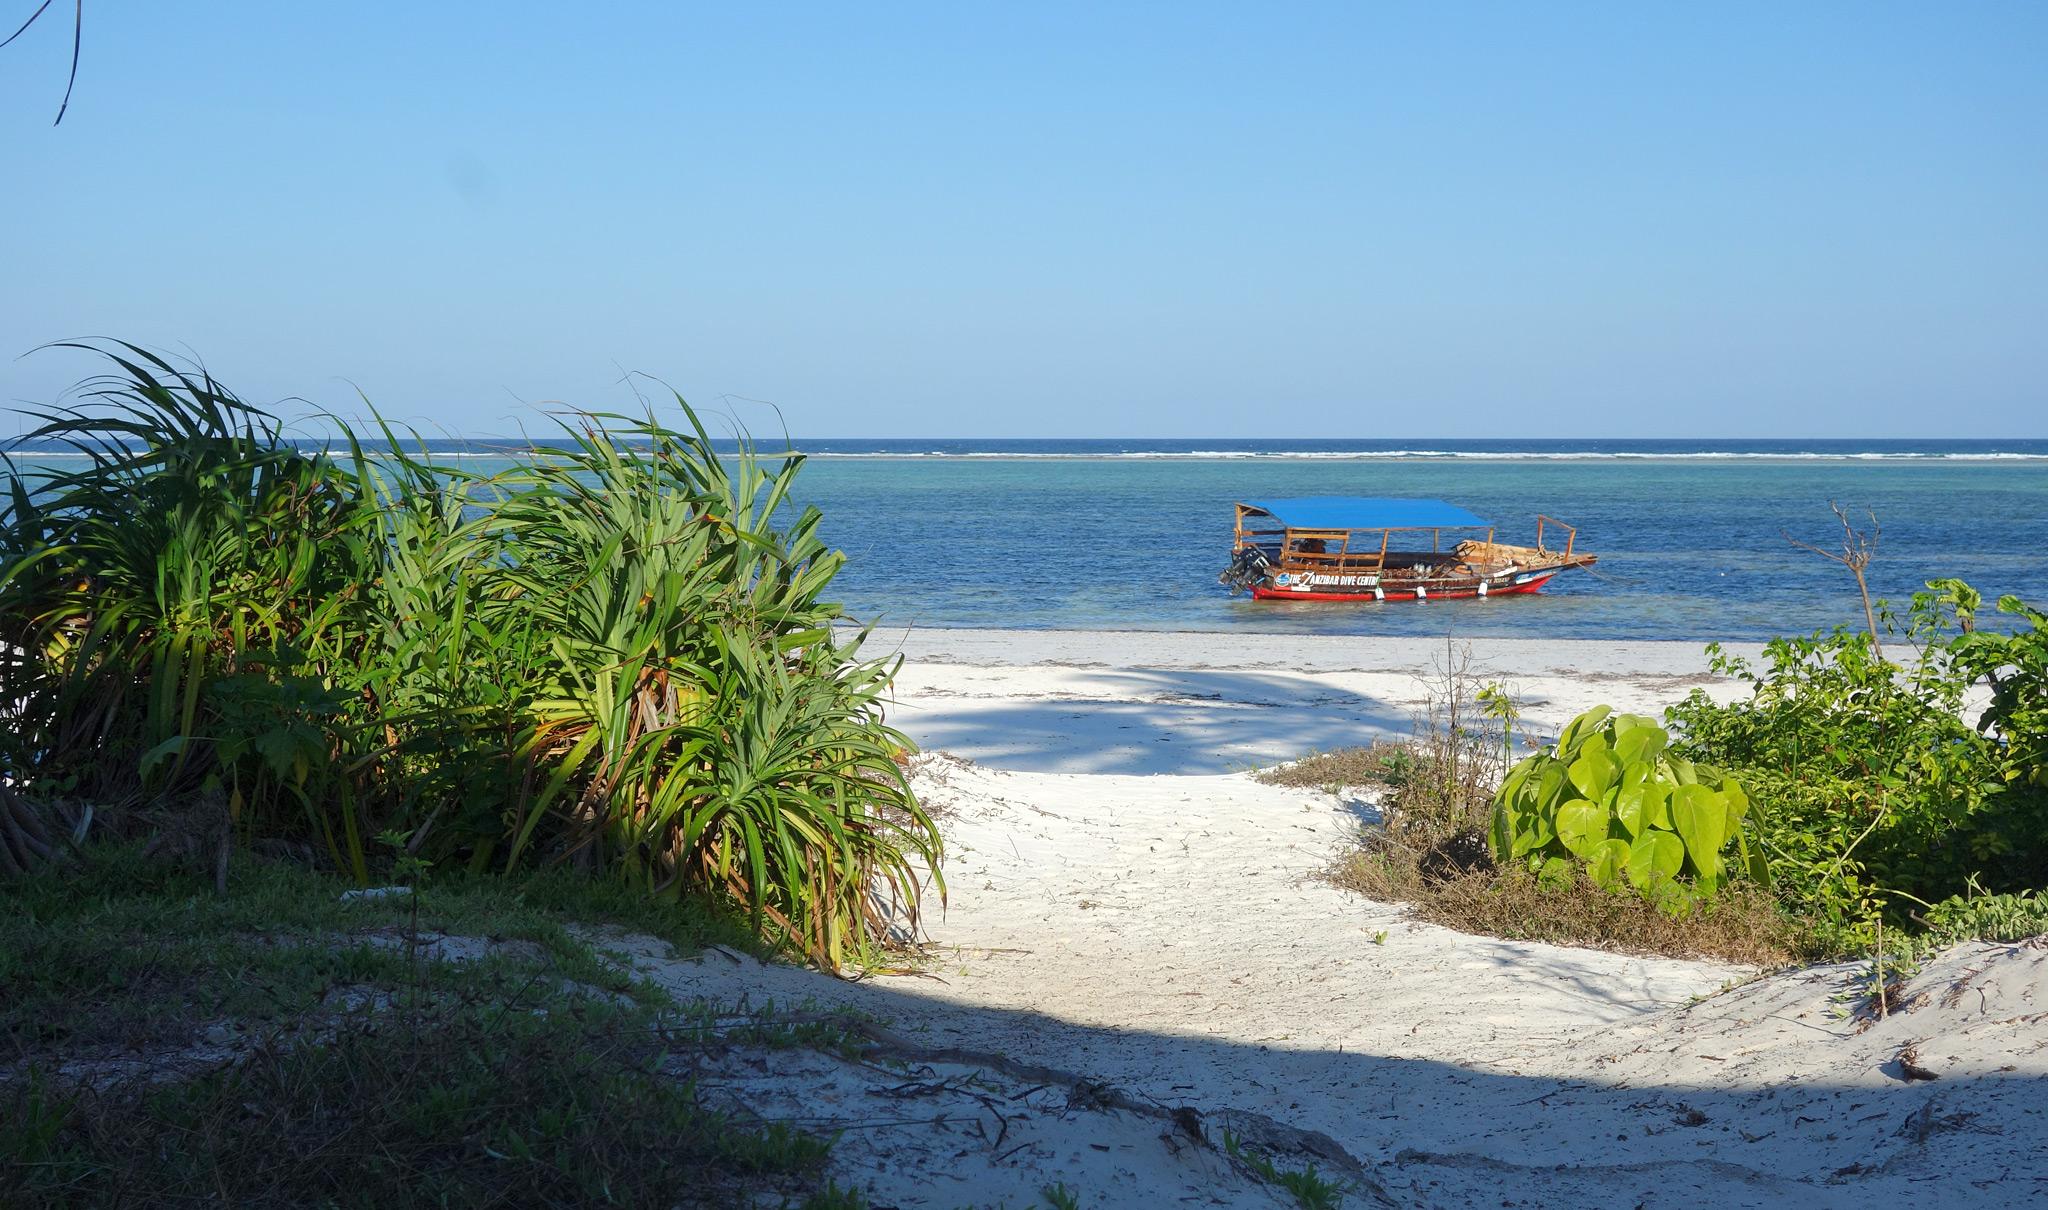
(1239, 497, 1490, 531)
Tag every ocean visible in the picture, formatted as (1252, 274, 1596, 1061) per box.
(8, 437, 2045, 642)
(778, 441, 2047, 641)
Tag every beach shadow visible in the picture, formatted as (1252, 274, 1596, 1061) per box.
(645, 941, 2044, 1208)
(892, 667, 1420, 775)
(1335, 795, 1384, 828)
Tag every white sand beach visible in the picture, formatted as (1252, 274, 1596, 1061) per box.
(625, 629, 2048, 1207)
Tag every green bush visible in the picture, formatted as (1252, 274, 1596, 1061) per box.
(0, 342, 940, 967)
(1952, 593, 2048, 792)
(1920, 883, 2048, 946)
(1666, 582, 2048, 948)
(1489, 707, 1765, 903)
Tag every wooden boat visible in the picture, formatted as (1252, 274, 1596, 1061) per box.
(1219, 497, 1596, 602)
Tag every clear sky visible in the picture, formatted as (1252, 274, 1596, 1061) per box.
(2, 3, 2043, 438)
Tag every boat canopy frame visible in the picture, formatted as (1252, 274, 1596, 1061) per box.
(1232, 498, 1580, 572)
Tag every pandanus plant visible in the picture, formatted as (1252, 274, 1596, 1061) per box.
(0, 342, 940, 967)
(0, 346, 367, 816)
(489, 410, 940, 962)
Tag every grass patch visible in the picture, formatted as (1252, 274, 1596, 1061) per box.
(1332, 855, 1807, 966)
(1223, 1130, 1345, 1210)
(2, 997, 850, 1208)
(1, 844, 862, 1208)
(1254, 742, 1414, 792)
(0, 843, 758, 1054)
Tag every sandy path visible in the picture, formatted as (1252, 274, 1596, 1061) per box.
(633, 630, 2046, 1207)
(907, 757, 1732, 1056)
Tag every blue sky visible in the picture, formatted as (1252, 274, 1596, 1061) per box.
(2, 3, 2042, 437)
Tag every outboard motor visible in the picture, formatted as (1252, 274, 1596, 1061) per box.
(1218, 546, 1271, 595)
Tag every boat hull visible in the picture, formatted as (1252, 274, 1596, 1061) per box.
(1250, 569, 1558, 603)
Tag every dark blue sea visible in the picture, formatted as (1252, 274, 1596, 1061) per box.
(9, 437, 2045, 642)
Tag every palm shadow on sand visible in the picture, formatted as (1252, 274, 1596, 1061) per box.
(891, 668, 1420, 775)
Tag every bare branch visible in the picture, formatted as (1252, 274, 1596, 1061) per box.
(1786, 501, 1884, 656)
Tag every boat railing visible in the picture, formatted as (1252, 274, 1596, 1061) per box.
(1534, 514, 1578, 559)
(1277, 528, 1353, 566)
(1242, 524, 1507, 570)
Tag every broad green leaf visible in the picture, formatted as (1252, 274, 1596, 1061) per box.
(1613, 783, 1658, 837)
(1742, 835, 1773, 887)
(1719, 779, 1751, 832)
(1511, 817, 1553, 858)
(1568, 741, 1617, 801)
(1499, 754, 1540, 804)
(1555, 799, 1610, 859)
(1626, 830, 1685, 891)
(1555, 706, 1612, 756)
(1670, 784, 1727, 879)
(1611, 714, 1668, 767)
(1643, 784, 1673, 830)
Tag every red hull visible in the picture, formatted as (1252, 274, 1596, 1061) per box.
(1250, 572, 1556, 603)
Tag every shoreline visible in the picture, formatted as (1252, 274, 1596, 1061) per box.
(856, 623, 1761, 676)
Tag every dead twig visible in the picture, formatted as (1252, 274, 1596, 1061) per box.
(1785, 502, 1883, 656)
(1896, 1044, 1942, 1082)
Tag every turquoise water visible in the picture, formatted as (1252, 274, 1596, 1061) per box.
(8, 440, 2044, 641)
(790, 455, 2047, 641)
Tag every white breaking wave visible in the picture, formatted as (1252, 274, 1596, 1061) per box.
(777, 449, 2048, 462)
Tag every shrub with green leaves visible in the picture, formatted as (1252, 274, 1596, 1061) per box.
(1666, 581, 2048, 949)
(1951, 593, 2048, 794)
(1490, 707, 1766, 902)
